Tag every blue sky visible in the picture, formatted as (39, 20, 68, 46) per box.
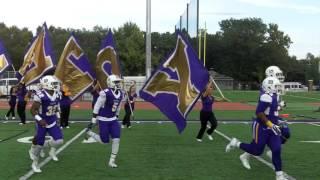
(0, 0, 319, 59)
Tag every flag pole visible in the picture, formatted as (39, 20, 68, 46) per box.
(210, 76, 231, 102)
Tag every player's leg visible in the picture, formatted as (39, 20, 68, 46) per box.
(196, 111, 208, 142)
(206, 112, 218, 140)
(29, 125, 46, 173)
(109, 120, 121, 168)
(267, 133, 286, 180)
(46, 124, 64, 161)
(122, 105, 130, 128)
(226, 121, 267, 169)
(86, 120, 109, 143)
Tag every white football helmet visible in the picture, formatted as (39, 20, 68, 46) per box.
(107, 75, 122, 89)
(262, 77, 282, 94)
(40, 75, 60, 91)
(265, 66, 285, 83)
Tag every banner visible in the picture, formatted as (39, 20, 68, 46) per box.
(140, 31, 209, 133)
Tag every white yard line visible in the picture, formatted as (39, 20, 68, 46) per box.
(19, 128, 86, 180)
(214, 129, 296, 180)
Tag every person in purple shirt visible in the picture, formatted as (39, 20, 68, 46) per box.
(28, 75, 63, 173)
(196, 81, 218, 142)
(5, 85, 18, 120)
(225, 77, 288, 180)
(86, 74, 124, 168)
(16, 82, 28, 125)
(122, 80, 137, 128)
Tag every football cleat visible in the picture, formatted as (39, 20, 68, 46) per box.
(239, 153, 251, 170)
(196, 138, 202, 142)
(276, 171, 289, 180)
(31, 160, 42, 173)
(225, 138, 239, 152)
(12, 116, 15, 120)
(108, 159, 118, 168)
(49, 147, 58, 161)
(207, 134, 213, 141)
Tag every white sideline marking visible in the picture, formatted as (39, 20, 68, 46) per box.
(19, 129, 86, 180)
(308, 123, 320, 127)
(214, 129, 296, 180)
(284, 94, 320, 101)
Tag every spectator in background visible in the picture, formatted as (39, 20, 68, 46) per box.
(16, 82, 28, 125)
(5, 85, 18, 120)
(122, 81, 137, 128)
(60, 84, 72, 129)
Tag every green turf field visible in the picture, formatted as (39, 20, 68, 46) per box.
(1, 91, 320, 179)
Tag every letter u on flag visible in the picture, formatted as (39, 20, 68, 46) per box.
(96, 30, 121, 89)
(0, 40, 12, 75)
(54, 34, 95, 102)
(140, 31, 209, 133)
(17, 23, 55, 85)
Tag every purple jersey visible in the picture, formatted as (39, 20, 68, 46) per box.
(34, 89, 60, 125)
(95, 88, 124, 120)
(201, 95, 214, 112)
(256, 92, 279, 125)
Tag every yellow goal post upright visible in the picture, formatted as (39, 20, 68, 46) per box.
(199, 24, 230, 102)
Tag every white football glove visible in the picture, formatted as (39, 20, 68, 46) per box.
(91, 117, 97, 124)
(271, 124, 281, 136)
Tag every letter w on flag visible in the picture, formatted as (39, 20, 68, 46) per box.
(54, 34, 95, 102)
(140, 31, 209, 133)
(0, 40, 12, 75)
(17, 23, 55, 85)
(96, 30, 121, 89)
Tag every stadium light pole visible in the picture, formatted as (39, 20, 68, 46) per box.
(146, 0, 152, 78)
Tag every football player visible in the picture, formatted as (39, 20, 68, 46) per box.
(239, 66, 290, 170)
(86, 74, 124, 168)
(28, 75, 63, 173)
(226, 77, 288, 180)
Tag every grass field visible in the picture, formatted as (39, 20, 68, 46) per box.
(1, 91, 320, 179)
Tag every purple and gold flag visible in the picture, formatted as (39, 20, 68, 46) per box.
(96, 30, 121, 89)
(17, 23, 55, 85)
(140, 31, 209, 133)
(54, 34, 95, 102)
(0, 40, 12, 74)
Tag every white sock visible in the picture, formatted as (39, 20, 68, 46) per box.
(111, 138, 120, 159)
(236, 141, 241, 148)
(88, 131, 102, 143)
(44, 139, 63, 148)
(31, 145, 43, 159)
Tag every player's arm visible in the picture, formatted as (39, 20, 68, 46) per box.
(256, 94, 281, 135)
(91, 90, 106, 123)
(30, 95, 47, 127)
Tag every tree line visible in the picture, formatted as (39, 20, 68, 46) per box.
(0, 18, 319, 87)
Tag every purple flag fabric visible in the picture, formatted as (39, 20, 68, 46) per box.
(96, 30, 121, 89)
(0, 40, 12, 74)
(140, 31, 209, 133)
(54, 34, 95, 102)
(17, 23, 55, 85)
